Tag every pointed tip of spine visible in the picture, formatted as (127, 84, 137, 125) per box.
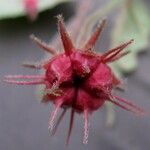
(56, 14, 63, 21)
(83, 18, 107, 51)
(108, 95, 147, 116)
(30, 34, 57, 55)
(126, 39, 134, 46)
(83, 109, 89, 144)
(130, 39, 134, 43)
(102, 39, 134, 62)
(57, 14, 74, 55)
(48, 102, 62, 132)
(100, 18, 107, 26)
(22, 62, 42, 69)
(66, 108, 75, 145)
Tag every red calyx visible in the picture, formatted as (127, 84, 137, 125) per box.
(4, 15, 146, 144)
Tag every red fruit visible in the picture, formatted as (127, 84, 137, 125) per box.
(4, 15, 146, 144)
(23, 0, 38, 20)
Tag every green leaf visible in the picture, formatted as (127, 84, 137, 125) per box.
(111, 0, 150, 75)
(0, 0, 70, 20)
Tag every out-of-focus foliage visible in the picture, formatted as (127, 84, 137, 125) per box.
(110, 0, 150, 77)
(0, 0, 69, 20)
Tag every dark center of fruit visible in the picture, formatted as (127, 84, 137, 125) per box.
(73, 75, 86, 88)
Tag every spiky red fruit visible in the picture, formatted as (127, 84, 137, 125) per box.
(4, 15, 145, 144)
(23, 0, 38, 20)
